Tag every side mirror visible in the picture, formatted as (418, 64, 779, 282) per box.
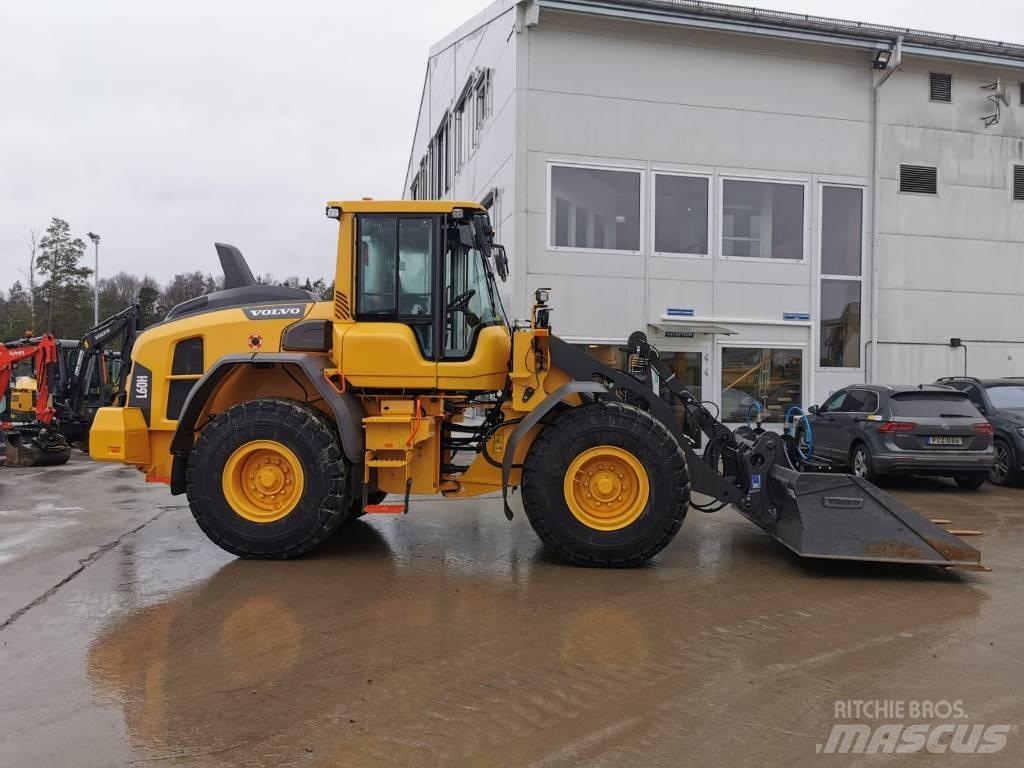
(807, 405, 819, 415)
(492, 244, 509, 282)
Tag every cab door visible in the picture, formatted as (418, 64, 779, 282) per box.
(341, 214, 438, 389)
(436, 220, 510, 392)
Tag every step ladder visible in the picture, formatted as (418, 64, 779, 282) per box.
(361, 401, 431, 515)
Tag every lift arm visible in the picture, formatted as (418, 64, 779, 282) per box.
(60, 304, 141, 419)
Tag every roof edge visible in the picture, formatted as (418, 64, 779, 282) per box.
(537, 0, 1024, 67)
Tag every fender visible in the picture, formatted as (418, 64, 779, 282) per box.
(169, 353, 365, 463)
(501, 380, 609, 520)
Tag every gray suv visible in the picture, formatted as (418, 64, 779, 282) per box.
(936, 377, 1024, 486)
(800, 385, 995, 489)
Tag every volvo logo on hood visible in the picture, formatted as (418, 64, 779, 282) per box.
(243, 304, 307, 320)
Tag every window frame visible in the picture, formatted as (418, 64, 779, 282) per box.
(816, 182, 866, 373)
(453, 76, 476, 178)
(354, 213, 441, 359)
(717, 173, 810, 263)
(471, 68, 492, 148)
(651, 169, 713, 259)
(546, 160, 645, 256)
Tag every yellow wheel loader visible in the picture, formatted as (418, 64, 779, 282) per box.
(90, 200, 983, 570)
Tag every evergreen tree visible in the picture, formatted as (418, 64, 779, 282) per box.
(37, 217, 93, 336)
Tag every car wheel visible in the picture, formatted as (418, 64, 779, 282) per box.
(988, 439, 1019, 486)
(954, 473, 987, 491)
(850, 443, 879, 484)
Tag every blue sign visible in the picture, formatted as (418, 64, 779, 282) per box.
(783, 312, 810, 322)
(666, 307, 695, 317)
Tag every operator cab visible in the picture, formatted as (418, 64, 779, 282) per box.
(331, 201, 510, 392)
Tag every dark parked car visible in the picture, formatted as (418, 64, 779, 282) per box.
(798, 385, 994, 489)
(936, 377, 1024, 486)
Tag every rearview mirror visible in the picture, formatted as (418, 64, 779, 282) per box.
(807, 405, 819, 415)
(492, 244, 509, 282)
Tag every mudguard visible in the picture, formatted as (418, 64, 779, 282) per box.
(169, 353, 365, 463)
(501, 380, 609, 520)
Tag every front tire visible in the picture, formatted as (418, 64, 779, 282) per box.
(186, 398, 349, 559)
(521, 402, 689, 567)
(989, 439, 1020, 486)
(850, 443, 880, 484)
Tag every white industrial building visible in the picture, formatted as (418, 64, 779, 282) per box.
(404, 0, 1024, 424)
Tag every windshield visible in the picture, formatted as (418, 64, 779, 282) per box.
(890, 393, 979, 418)
(443, 238, 508, 358)
(986, 385, 1024, 410)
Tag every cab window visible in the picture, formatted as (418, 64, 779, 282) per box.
(356, 215, 435, 357)
(444, 236, 504, 359)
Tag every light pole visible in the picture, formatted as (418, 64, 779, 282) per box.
(87, 232, 100, 325)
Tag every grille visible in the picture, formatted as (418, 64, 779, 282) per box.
(930, 73, 952, 102)
(900, 165, 938, 195)
(333, 290, 351, 320)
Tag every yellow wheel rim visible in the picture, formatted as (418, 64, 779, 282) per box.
(222, 440, 305, 523)
(563, 445, 650, 531)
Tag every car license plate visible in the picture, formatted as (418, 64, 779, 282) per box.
(927, 436, 963, 446)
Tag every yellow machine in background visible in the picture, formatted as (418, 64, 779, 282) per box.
(90, 200, 983, 571)
(10, 376, 38, 416)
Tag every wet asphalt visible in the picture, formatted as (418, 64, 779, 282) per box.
(0, 453, 1022, 767)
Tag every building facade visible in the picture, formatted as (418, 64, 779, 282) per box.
(404, 0, 1024, 424)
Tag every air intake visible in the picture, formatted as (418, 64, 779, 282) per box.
(1014, 165, 1024, 202)
(930, 73, 952, 102)
(900, 165, 938, 195)
(333, 290, 351, 320)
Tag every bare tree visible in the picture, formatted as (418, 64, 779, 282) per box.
(25, 228, 39, 326)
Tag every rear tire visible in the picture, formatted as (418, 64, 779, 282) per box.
(989, 439, 1020, 486)
(850, 443, 880, 484)
(186, 398, 349, 559)
(521, 401, 689, 567)
(954, 473, 987, 490)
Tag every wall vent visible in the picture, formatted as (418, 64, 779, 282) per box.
(1014, 165, 1024, 202)
(899, 165, 938, 195)
(930, 73, 952, 102)
(1020, 82, 1024, 106)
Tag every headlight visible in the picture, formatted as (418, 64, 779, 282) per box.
(1016, 427, 1024, 438)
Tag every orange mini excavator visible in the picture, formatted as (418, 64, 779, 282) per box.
(1, 334, 71, 467)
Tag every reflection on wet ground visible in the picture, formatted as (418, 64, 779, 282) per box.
(1, 463, 1022, 766)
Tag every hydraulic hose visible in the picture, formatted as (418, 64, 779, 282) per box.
(784, 405, 813, 462)
(746, 400, 762, 430)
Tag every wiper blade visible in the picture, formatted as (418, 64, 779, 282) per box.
(939, 413, 971, 418)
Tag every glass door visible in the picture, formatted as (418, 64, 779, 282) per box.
(720, 346, 803, 427)
(652, 346, 710, 432)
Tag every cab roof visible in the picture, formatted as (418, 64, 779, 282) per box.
(326, 199, 484, 214)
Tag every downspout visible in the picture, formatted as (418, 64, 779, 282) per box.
(869, 35, 902, 383)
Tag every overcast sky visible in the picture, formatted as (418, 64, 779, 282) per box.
(2, 0, 1021, 288)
